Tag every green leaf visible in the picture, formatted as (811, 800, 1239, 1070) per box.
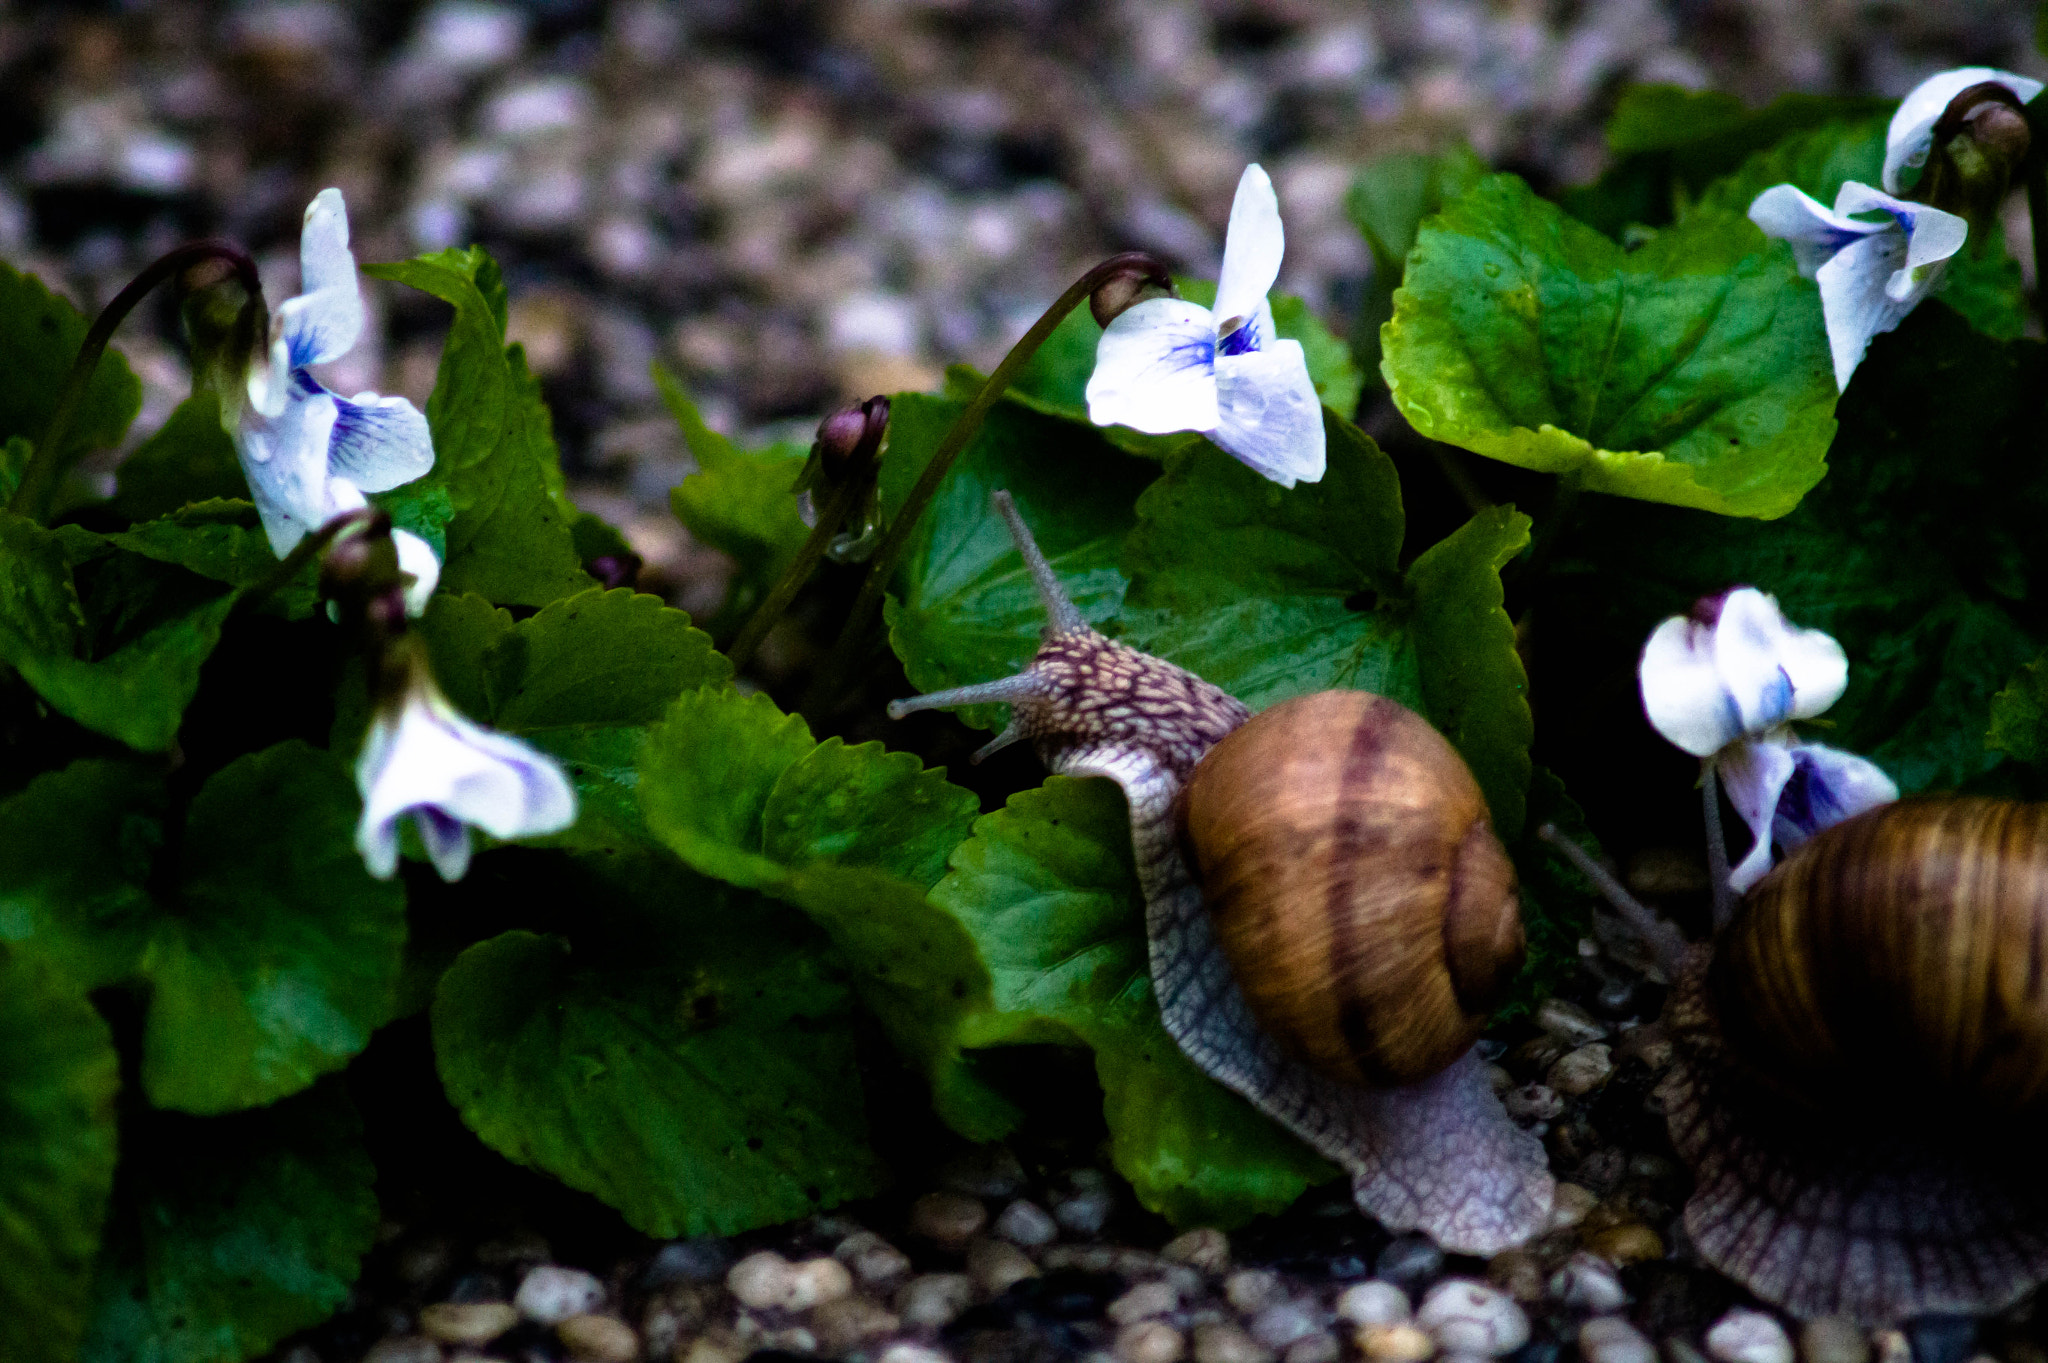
(0, 513, 239, 751)
(364, 249, 592, 606)
(636, 688, 815, 887)
(1382, 174, 1837, 519)
(112, 499, 319, 619)
(1346, 148, 1488, 385)
(657, 365, 810, 627)
(82, 1083, 377, 1363)
(110, 392, 244, 523)
(143, 741, 408, 1113)
(1989, 657, 2048, 764)
(433, 885, 887, 1238)
(934, 777, 1335, 1225)
(0, 760, 165, 989)
(0, 435, 27, 503)
(883, 393, 1157, 730)
(0, 946, 120, 1363)
(0, 260, 141, 461)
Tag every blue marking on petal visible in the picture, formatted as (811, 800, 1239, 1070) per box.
(1166, 333, 1217, 373)
(1756, 666, 1795, 728)
(1218, 317, 1260, 356)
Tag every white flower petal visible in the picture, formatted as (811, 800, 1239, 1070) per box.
(1831, 182, 1970, 280)
(1747, 183, 1883, 278)
(1211, 339, 1325, 486)
(1884, 67, 2045, 194)
(1086, 297, 1222, 435)
(276, 189, 364, 371)
(1713, 587, 1846, 729)
(413, 808, 474, 882)
(1814, 229, 1911, 390)
(1639, 613, 1744, 757)
(1214, 164, 1285, 333)
(393, 529, 442, 617)
(1773, 741, 1898, 850)
(329, 389, 434, 492)
(237, 382, 342, 555)
(1718, 737, 1799, 893)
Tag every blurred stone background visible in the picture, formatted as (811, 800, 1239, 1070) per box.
(3, 0, 2041, 616)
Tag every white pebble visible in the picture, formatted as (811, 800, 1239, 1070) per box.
(1549, 1253, 1627, 1312)
(1285, 1333, 1340, 1363)
(785, 1256, 853, 1311)
(515, 1265, 606, 1324)
(1502, 1083, 1563, 1121)
(1535, 997, 1609, 1044)
(994, 1199, 1060, 1247)
(1055, 1173, 1116, 1236)
(1250, 1301, 1322, 1349)
(1109, 1280, 1183, 1324)
(1119, 1320, 1190, 1363)
(1707, 1309, 1795, 1363)
(909, 1191, 987, 1247)
(1224, 1268, 1283, 1313)
(895, 1272, 974, 1327)
(1548, 1182, 1598, 1230)
(880, 1346, 953, 1363)
(833, 1230, 911, 1286)
(1193, 1321, 1276, 1363)
(1579, 1318, 1656, 1363)
(967, 1237, 1040, 1294)
(1547, 1043, 1615, 1096)
(1416, 1280, 1529, 1357)
(1335, 1281, 1411, 1328)
(726, 1250, 798, 1310)
(1357, 1324, 1435, 1362)
(1163, 1228, 1231, 1274)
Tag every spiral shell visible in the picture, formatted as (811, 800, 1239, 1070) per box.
(1181, 690, 1525, 1087)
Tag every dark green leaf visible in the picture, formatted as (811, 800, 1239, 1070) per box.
(1382, 174, 1836, 519)
(0, 946, 120, 1363)
(0, 260, 141, 461)
(433, 884, 887, 1237)
(882, 393, 1156, 731)
(934, 777, 1335, 1225)
(364, 250, 591, 606)
(633, 688, 812, 888)
(112, 499, 319, 619)
(1348, 146, 1488, 273)
(1989, 657, 2048, 764)
(110, 393, 244, 523)
(0, 760, 165, 989)
(82, 1083, 377, 1363)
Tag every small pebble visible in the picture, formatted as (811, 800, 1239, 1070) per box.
(895, 1273, 974, 1327)
(939, 1145, 1026, 1199)
(967, 1237, 1041, 1294)
(1535, 998, 1609, 1045)
(759, 1325, 817, 1353)
(810, 1296, 900, 1351)
(515, 1266, 606, 1324)
(833, 1230, 912, 1286)
(1484, 1249, 1544, 1303)
(1225, 1268, 1283, 1314)
(785, 1256, 853, 1311)
(1284, 1333, 1341, 1363)
(726, 1251, 797, 1311)
(1872, 1333, 1912, 1363)
(909, 1191, 987, 1248)
(1548, 1183, 1598, 1231)
(557, 1314, 639, 1363)
(1415, 1280, 1529, 1357)
(678, 1336, 746, 1363)
(1250, 1301, 1322, 1349)
(1578, 1316, 1657, 1363)
(1502, 1084, 1563, 1122)
(1549, 1253, 1627, 1312)
(994, 1198, 1060, 1247)
(1584, 1224, 1663, 1265)
(1374, 1236, 1444, 1290)
(1055, 1169, 1117, 1236)
(880, 1346, 953, 1363)
(1707, 1310, 1795, 1363)
(645, 1237, 732, 1286)
(363, 1339, 441, 1363)
(1483, 1063, 1514, 1093)
(1163, 1228, 1231, 1275)
(1547, 1044, 1615, 1096)
(1614, 1025, 1675, 1072)
(1798, 1317, 1868, 1363)
(1335, 1281, 1411, 1328)
(1120, 1321, 1191, 1363)
(1193, 1321, 1277, 1363)
(420, 1302, 519, 1346)
(1110, 1281, 1183, 1324)
(1357, 1324, 1436, 1362)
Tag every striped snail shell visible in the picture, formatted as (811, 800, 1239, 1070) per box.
(1184, 690, 1524, 1088)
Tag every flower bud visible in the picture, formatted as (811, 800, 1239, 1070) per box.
(179, 257, 268, 415)
(816, 395, 890, 477)
(795, 396, 890, 558)
(1089, 253, 1175, 329)
(1918, 82, 2034, 221)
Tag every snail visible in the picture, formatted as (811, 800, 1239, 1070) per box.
(1551, 797, 2048, 1324)
(890, 491, 1554, 1255)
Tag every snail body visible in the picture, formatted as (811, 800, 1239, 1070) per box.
(892, 492, 1550, 1255)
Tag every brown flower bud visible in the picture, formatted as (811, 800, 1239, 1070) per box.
(1089, 253, 1176, 329)
(1919, 82, 2034, 220)
(815, 395, 890, 477)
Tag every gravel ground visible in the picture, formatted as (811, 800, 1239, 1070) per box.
(9, 3, 2048, 1361)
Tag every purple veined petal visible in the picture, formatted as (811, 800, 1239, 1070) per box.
(1712, 587, 1846, 731)
(1716, 736, 1799, 893)
(1639, 614, 1745, 757)
(1085, 297, 1222, 435)
(1883, 66, 2045, 194)
(1747, 183, 1885, 279)
(1212, 339, 1325, 486)
(1213, 164, 1285, 336)
(328, 388, 434, 492)
(1831, 182, 1970, 284)
(1772, 740, 1898, 851)
(412, 807, 474, 882)
(236, 382, 342, 555)
(1813, 228, 1911, 391)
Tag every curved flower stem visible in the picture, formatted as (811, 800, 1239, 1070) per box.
(1506, 473, 1582, 586)
(1535, 823, 1691, 979)
(725, 447, 881, 673)
(9, 240, 262, 522)
(1701, 759, 1738, 930)
(238, 506, 375, 616)
(808, 251, 1171, 706)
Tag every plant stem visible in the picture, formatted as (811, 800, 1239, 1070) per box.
(1701, 759, 1737, 930)
(1535, 823, 1690, 979)
(1507, 473, 1583, 586)
(238, 507, 374, 616)
(808, 251, 1171, 706)
(2029, 151, 2048, 332)
(725, 449, 881, 673)
(9, 240, 261, 522)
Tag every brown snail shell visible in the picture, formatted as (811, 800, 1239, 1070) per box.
(1709, 795, 2048, 1114)
(1183, 691, 1524, 1087)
